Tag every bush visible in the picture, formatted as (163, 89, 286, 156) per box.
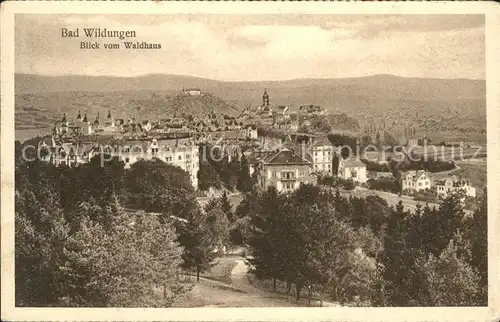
(367, 178, 399, 193)
(413, 190, 438, 203)
(343, 179, 356, 190)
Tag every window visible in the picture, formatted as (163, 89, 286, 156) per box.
(166, 156, 172, 162)
(178, 155, 182, 160)
(418, 182, 422, 187)
(282, 171, 295, 180)
(125, 157, 130, 163)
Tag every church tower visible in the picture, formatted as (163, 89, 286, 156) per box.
(262, 89, 269, 108)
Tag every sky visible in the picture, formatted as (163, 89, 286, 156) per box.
(15, 14, 485, 81)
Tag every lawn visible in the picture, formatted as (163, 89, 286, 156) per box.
(246, 274, 330, 307)
(201, 256, 238, 284)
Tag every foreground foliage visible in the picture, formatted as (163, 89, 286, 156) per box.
(243, 184, 487, 306)
(15, 157, 225, 307)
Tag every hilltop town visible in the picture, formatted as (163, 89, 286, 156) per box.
(24, 86, 485, 206)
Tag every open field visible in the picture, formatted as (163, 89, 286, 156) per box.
(455, 158, 487, 192)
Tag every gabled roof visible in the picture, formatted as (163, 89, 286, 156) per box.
(340, 157, 366, 168)
(311, 136, 331, 147)
(262, 148, 311, 165)
(402, 170, 430, 181)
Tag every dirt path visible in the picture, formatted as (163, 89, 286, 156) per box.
(171, 258, 297, 307)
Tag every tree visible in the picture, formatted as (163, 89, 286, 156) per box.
(247, 187, 285, 291)
(469, 188, 487, 304)
(15, 158, 187, 307)
(62, 213, 183, 307)
(343, 178, 355, 190)
(177, 211, 218, 281)
(219, 191, 233, 222)
(236, 155, 253, 192)
(206, 207, 231, 251)
(15, 186, 70, 306)
(417, 236, 482, 306)
(124, 159, 198, 218)
(380, 201, 414, 306)
(281, 185, 359, 302)
(227, 158, 240, 190)
(197, 160, 222, 191)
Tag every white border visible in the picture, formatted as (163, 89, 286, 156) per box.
(2, 2, 499, 321)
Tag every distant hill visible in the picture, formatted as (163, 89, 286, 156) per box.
(16, 73, 485, 102)
(163, 92, 240, 117)
(15, 90, 240, 132)
(15, 73, 486, 142)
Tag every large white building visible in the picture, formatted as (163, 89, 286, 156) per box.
(115, 137, 199, 188)
(401, 170, 431, 194)
(435, 177, 476, 199)
(308, 136, 336, 175)
(42, 136, 200, 189)
(337, 157, 367, 183)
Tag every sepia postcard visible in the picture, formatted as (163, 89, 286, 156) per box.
(1, 1, 500, 321)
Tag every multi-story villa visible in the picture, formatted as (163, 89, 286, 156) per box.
(435, 177, 476, 199)
(256, 148, 316, 193)
(400, 170, 431, 193)
(41, 136, 200, 189)
(40, 137, 97, 167)
(116, 137, 199, 188)
(337, 157, 368, 183)
(308, 136, 336, 175)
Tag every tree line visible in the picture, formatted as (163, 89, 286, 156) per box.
(240, 184, 487, 306)
(15, 155, 232, 307)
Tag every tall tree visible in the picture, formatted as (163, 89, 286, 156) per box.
(416, 235, 482, 306)
(124, 159, 198, 217)
(15, 185, 69, 306)
(236, 155, 253, 192)
(219, 191, 233, 222)
(380, 201, 413, 306)
(469, 188, 487, 304)
(177, 211, 218, 281)
(247, 187, 286, 292)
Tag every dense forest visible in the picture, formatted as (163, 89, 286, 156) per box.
(241, 185, 487, 306)
(15, 155, 232, 307)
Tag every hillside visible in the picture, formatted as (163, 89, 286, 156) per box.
(15, 73, 486, 142)
(15, 90, 240, 133)
(163, 93, 240, 117)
